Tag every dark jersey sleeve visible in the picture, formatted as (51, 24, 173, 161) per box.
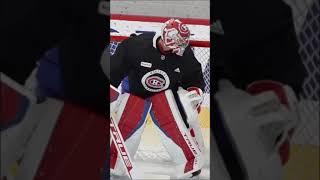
(110, 38, 131, 87)
(180, 47, 206, 91)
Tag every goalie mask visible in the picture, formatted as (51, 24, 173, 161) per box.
(161, 18, 190, 56)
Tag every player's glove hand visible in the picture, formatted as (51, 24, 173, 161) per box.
(246, 80, 299, 165)
(186, 87, 204, 113)
(215, 79, 299, 179)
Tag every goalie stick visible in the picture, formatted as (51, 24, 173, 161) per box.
(110, 114, 171, 180)
(110, 85, 138, 179)
(110, 113, 136, 179)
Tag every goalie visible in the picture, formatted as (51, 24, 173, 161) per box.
(108, 19, 206, 179)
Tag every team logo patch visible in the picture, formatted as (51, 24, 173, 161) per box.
(141, 69, 170, 92)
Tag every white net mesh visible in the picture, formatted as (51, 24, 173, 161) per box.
(284, 1, 319, 178)
(192, 47, 211, 92)
(192, 46, 211, 106)
(287, 0, 319, 147)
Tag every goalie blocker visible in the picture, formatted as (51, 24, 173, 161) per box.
(110, 86, 205, 179)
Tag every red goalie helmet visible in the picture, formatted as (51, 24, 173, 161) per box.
(161, 18, 191, 56)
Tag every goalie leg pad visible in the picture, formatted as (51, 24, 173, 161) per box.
(110, 93, 151, 174)
(150, 90, 204, 177)
(177, 87, 205, 154)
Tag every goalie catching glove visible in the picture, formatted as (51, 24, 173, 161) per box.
(246, 80, 299, 165)
(183, 87, 204, 113)
(214, 79, 299, 180)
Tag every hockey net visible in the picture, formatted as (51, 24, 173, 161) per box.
(281, 0, 319, 178)
(287, 0, 319, 147)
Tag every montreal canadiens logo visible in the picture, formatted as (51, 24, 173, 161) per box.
(141, 69, 170, 92)
(146, 76, 165, 88)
